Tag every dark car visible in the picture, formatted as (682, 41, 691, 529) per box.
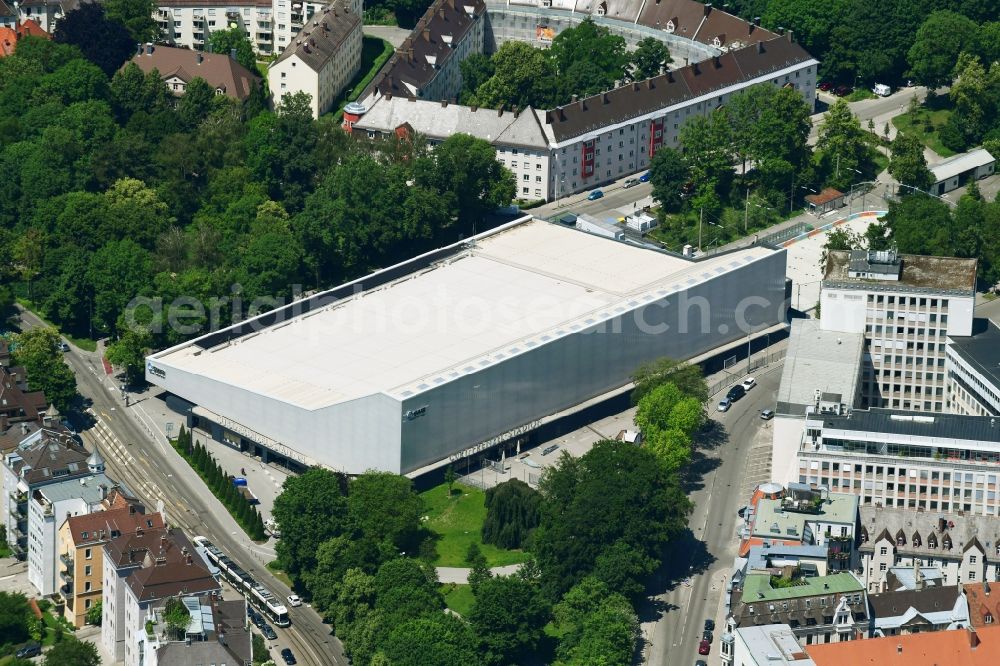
(587, 189, 604, 200)
(16, 643, 42, 658)
(834, 84, 852, 96)
(281, 648, 298, 665)
(703, 630, 713, 643)
(698, 639, 711, 655)
(262, 624, 277, 640)
(696, 661, 708, 666)
(704, 619, 715, 632)
(639, 171, 652, 182)
(726, 384, 746, 401)
(818, 81, 833, 91)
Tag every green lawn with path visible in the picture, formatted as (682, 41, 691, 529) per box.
(419, 483, 531, 568)
(14, 298, 97, 352)
(892, 107, 956, 158)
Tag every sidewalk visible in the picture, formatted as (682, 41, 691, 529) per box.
(437, 563, 523, 584)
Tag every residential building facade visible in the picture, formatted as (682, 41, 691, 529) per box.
(859, 506, 1000, 593)
(268, 0, 362, 117)
(726, 623, 817, 666)
(155, 0, 275, 55)
(867, 585, 968, 637)
(102, 526, 220, 666)
(730, 572, 868, 647)
(58, 490, 163, 628)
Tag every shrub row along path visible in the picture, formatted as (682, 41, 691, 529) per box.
(436, 563, 524, 584)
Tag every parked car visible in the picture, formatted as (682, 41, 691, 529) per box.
(760, 408, 775, 420)
(262, 624, 277, 640)
(698, 639, 711, 655)
(818, 81, 833, 91)
(287, 594, 302, 607)
(624, 178, 639, 188)
(741, 377, 756, 391)
(726, 384, 746, 401)
(704, 619, 715, 632)
(252, 613, 265, 629)
(873, 83, 891, 97)
(703, 630, 714, 643)
(587, 189, 604, 200)
(58, 340, 70, 352)
(16, 643, 41, 658)
(717, 397, 732, 412)
(542, 444, 559, 455)
(696, 661, 708, 666)
(834, 84, 852, 96)
(639, 171, 652, 182)
(281, 648, 298, 665)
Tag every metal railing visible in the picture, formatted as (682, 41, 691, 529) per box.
(758, 222, 812, 247)
(708, 349, 787, 396)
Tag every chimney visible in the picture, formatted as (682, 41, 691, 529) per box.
(422, 28, 430, 41)
(754, 16, 761, 26)
(571, 94, 578, 103)
(645, 78, 652, 89)
(230, 48, 237, 60)
(602, 92, 609, 105)
(513, 107, 520, 118)
(756, 40, 764, 54)
(197, 52, 203, 64)
(704, 2, 712, 15)
(545, 110, 552, 124)
(632, 81, 639, 91)
(441, 99, 448, 107)
(969, 626, 980, 649)
(787, 29, 794, 42)
(713, 55, 721, 68)
(578, 98, 585, 110)
(437, 6, 444, 18)
(692, 62, 701, 75)
(497, 105, 504, 116)
(145, 43, 153, 55)
(136, 42, 142, 56)
(667, 70, 675, 83)
(896, 645, 902, 654)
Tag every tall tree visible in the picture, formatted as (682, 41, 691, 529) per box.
(888, 132, 933, 191)
(549, 17, 628, 89)
(105, 327, 152, 385)
(466, 41, 555, 110)
(272, 468, 349, 579)
(468, 574, 551, 666)
(907, 10, 979, 88)
(104, 0, 159, 42)
(629, 37, 671, 81)
(10, 328, 78, 410)
(381, 614, 482, 666)
(0, 592, 31, 647)
(53, 4, 134, 77)
(648, 148, 689, 212)
(208, 26, 257, 72)
(481, 479, 541, 550)
(41, 639, 100, 666)
(813, 98, 874, 190)
(347, 472, 424, 555)
(423, 133, 515, 231)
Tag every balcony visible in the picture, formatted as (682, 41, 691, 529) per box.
(60, 553, 74, 569)
(60, 567, 73, 583)
(14, 523, 28, 540)
(13, 502, 26, 520)
(60, 582, 72, 596)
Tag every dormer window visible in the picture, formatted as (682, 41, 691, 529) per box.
(664, 19, 675, 33)
(928, 534, 938, 549)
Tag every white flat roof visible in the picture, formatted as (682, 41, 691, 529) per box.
(930, 148, 995, 183)
(152, 219, 776, 409)
(776, 319, 864, 415)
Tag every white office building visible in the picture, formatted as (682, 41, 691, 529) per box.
(947, 319, 1000, 417)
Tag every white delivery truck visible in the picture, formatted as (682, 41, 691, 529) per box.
(873, 83, 891, 97)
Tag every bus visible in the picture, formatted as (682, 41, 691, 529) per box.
(192, 536, 290, 627)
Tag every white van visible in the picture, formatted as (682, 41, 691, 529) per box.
(873, 83, 891, 97)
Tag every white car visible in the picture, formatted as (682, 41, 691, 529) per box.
(286, 594, 302, 607)
(741, 377, 757, 391)
(717, 398, 732, 412)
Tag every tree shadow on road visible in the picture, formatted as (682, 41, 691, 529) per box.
(636, 529, 716, 623)
(680, 448, 722, 493)
(695, 420, 728, 451)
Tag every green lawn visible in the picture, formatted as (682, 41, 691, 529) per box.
(419, 483, 531, 568)
(14, 298, 98, 352)
(845, 88, 876, 102)
(0, 541, 11, 559)
(892, 107, 956, 158)
(440, 583, 476, 617)
(329, 36, 394, 121)
(873, 150, 890, 175)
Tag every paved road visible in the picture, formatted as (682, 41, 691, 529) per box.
(810, 86, 928, 144)
(362, 24, 410, 47)
(15, 307, 345, 666)
(645, 365, 782, 665)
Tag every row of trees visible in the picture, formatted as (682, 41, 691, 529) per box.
(174, 427, 267, 540)
(272, 432, 693, 665)
(939, 55, 1000, 154)
(459, 19, 671, 110)
(725, 0, 998, 86)
(648, 87, 882, 249)
(1, 28, 515, 380)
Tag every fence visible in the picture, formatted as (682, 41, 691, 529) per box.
(708, 349, 787, 396)
(757, 222, 812, 247)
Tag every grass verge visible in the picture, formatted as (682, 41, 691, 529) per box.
(892, 106, 956, 158)
(440, 583, 475, 617)
(419, 483, 531, 568)
(845, 88, 876, 102)
(329, 36, 394, 121)
(266, 560, 294, 588)
(14, 299, 97, 352)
